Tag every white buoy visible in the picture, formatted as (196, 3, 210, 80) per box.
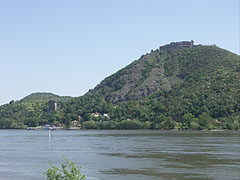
(48, 129, 51, 150)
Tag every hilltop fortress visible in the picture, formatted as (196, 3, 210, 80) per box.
(160, 40, 194, 51)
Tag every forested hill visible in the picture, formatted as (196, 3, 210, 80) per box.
(87, 45, 240, 103)
(0, 44, 239, 130)
(21, 92, 73, 102)
(0, 93, 73, 128)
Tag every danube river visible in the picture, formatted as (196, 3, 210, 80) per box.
(0, 130, 239, 180)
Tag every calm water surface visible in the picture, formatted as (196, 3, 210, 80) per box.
(0, 130, 239, 180)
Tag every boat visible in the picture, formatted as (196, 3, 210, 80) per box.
(43, 125, 57, 130)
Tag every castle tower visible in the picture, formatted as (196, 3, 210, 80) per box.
(49, 100, 57, 111)
(191, 40, 194, 45)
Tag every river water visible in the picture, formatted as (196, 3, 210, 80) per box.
(0, 130, 239, 180)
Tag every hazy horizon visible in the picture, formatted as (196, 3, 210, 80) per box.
(0, 0, 239, 105)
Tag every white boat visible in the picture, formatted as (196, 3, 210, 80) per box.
(43, 125, 57, 130)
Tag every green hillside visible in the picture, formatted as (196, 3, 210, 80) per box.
(87, 45, 239, 103)
(67, 45, 239, 130)
(0, 44, 239, 130)
(21, 92, 73, 102)
(0, 93, 72, 128)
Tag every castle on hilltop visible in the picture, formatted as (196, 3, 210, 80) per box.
(160, 40, 194, 51)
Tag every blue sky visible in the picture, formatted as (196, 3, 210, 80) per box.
(0, 0, 239, 105)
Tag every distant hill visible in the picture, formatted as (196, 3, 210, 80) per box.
(0, 42, 239, 130)
(21, 92, 73, 102)
(0, 92, 73, 129)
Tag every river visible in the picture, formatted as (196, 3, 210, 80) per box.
(0, 130, 239, 180)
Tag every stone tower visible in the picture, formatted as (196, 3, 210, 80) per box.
(49, 100, 57, 111)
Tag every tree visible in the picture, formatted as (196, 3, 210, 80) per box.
(198, 112, 213, 130)
(189, 118, 199, 130)
(0, 118, 13, 129)
(83, 120, 97, 129)
(163, 117, 175, 129)
(44, 158, 85, 180)
(182, 113, 194, 129)
(24, 117, 39, 127)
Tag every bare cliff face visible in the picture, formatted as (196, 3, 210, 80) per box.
(87, 44, 239, 103)
(87, 49, 172, 102)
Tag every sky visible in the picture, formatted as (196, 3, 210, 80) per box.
(0, 0, 239, 105)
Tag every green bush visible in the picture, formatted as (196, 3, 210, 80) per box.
(44, 158, 85, 180)
(119, 119, 143, 129)
(83, 120, 98, 129)
(189, 118, 199, 130)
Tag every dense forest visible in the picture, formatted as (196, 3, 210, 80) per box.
(0, 45, 239, 130)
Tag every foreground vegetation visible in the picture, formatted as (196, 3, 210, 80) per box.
(0, 45, 239, 130)
(44, 158, 85, 180)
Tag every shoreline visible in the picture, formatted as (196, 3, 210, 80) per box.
(0, 128, 239, 132)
